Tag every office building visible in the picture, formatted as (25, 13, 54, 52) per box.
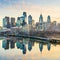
(16, 16, 26, 27)
(28, 15, 32, 25)
(3, 16, 10, 28)
(23, 12, 27, 23)
(47, 15, 51, 23)
(16, 17, 20, 26)
(11, 17, 15, 27)
(39, 14, 43, 23)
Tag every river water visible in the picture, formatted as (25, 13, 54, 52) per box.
(0, 37, 60, 60)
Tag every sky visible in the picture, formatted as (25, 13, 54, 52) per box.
(0, 0, 60, 26)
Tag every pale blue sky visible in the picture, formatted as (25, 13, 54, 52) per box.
(0, 0, 60, 7)
(0, 0, 60, 26)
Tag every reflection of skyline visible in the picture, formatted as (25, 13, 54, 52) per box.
(2, 37, 59, 54)
(28, 41, 32, 51)
(39, 43, 43, 52)
(39, 42, 51, 52)
(47, 43, 51, 51)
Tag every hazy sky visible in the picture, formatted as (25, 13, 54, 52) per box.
(0, 0, 60, 26)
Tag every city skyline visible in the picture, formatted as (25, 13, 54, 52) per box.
(0, 0, 60, 26)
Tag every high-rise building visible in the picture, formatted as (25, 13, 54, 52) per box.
(28, 15, 32, 25)
(3, 16, 10, 28)
(11, 17, 15, 27)
(16, 16, 26, 27)
(16, 17, 21, 27)
(32, 20, 35, 25)
(20, 16, 25, 24)
(20, 16, 26, 26)
(23, 12, 27, 23)
(47, 15, 51, 23)
(23, 12, 27, 18)
(39, 14, 44, 31)
(39, 14, 43, 23)
(3, 18, 7, 27)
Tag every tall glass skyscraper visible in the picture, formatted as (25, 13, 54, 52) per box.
(11, 17, 15, 27)
(47, 15, 51, 23)
(16, 17, 21, 27)
(16, 16, 26, 27)
(23, 12, 27, 18)
(28, 15, 32, 25)
(39, 14, 43, 23)
(3, 16, 10, 28)
(23, 12, 27, 23)
(3, 18, 7, 27)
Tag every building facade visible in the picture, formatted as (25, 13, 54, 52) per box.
(11, 17, 15, 27)
(28, 15, 32, 25)
(39, 14, 43, 23)
(3, 16, 10, 28)
(47, 15, 51, 23)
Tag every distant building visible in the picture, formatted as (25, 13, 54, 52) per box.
(38, 23, 44, 31)
(23, 12, 27, 18)
(32, 20, 35, 26)
(43, 22, 47, 31)
(16, 16, 26, 27)
(20, 16, 26, 26)
(16, 17, 20, 26)
(56, 23, 60, 32)
(39, 14, 43, 23)
(35, 22, 43, 31)
(23, 12, 27, 23)
(57, 23, 60, 29)
(28, 15, 32, 25)
(11, 17, 15, 27)
(3, 16, 10, 28)
(3, 18, 7, 27)
(38, 14, 44, 31)
(47, 15, 51, 23)
(47, 21, 57, 31)
(53, 21, 56, 26)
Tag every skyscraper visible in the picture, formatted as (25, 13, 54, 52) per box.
(23, 12, 27, 23)
(3, 18, 7, 27)
(23, 12, 27, 18)
(11, 17, 15, 27)
(39, 14, 44, 31)
(28, 15, 32, 25)
(16, 16, 26, 27)
(3, 16, 10, 28)
(47, 15, 51, 23)
(16, 17, 21, 27)
(39, 14, 43, 23)
(20, 16, 26, 26)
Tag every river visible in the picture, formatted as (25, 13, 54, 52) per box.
(0, 37, 60, 60)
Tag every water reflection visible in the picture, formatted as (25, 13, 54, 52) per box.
(10, 40, 15, 49)
(47, 43, 51, 51)
(16, 40, 26, 54)
(39, 43, 43, 52)
(2, 40, 9, 50)
(28, 40, 32, 51)
(2, 37, 60, 54)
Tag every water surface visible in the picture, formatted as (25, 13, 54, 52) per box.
(0, 37, 60, 60)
